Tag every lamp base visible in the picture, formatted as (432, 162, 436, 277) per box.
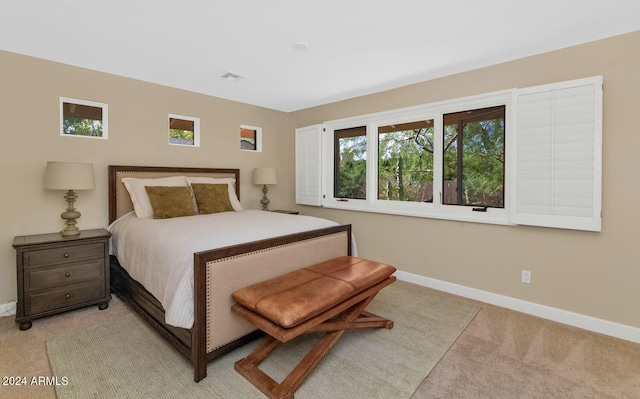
(60, 190, 82, 236)
(260, 184, 271, 211)
(60, 225, 81, 236)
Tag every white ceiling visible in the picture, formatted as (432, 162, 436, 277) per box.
(2, 1, 639, 112)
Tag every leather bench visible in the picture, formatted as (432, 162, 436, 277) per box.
(231, 255, 396, 399)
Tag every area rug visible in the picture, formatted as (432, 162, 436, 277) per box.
(46, 281, 480, 399)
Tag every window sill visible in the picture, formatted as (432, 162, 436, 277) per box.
(321, 200, 512, 226)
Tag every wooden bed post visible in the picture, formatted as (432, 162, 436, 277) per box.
(192, 254, 208, 382)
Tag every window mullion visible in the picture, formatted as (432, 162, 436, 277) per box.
(432, 112, 444, 211)
(367, 123, 378, 204)
(455, 119, 464, 204)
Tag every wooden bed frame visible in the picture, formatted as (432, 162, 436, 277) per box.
(107, 165, 352, 382)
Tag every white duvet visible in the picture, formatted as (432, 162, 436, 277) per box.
(108, 210, 342, 328)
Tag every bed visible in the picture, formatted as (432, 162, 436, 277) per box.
(107, 165, 352, 382)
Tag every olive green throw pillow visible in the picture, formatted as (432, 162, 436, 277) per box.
(144, 186, 196, 219)
(191, 183, 234, 214)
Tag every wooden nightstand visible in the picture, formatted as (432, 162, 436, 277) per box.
(12, 228, 111, 331)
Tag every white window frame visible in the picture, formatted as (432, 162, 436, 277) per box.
(168, 113, 200, 147)
(321, 89, 513, 226)
(297, 76, 602, 231)
(60, 97, 108, 140)
(240, 124, 262, 152)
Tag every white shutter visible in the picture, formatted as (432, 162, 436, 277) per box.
(512, 76, 602, 231)
(295, 124, 322, 206)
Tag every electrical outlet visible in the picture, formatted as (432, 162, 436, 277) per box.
(521, 270, 531, 284)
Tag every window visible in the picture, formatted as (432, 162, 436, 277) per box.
(241, 125, 262, 152)
(321, 90, 511, 225)
(378, 120, 434, 203)
(60, 97, 108, 139)
(335, 126, 366, 199)
(169, 114, 200, 147)
(297, 76, 602, 231)
(442, 106, 505, 208)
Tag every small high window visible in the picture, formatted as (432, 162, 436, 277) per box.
(60, 97, 108, 139)
(169, 114, 200, 147)
(241, 125, 262, 151)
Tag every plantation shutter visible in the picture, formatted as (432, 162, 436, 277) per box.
(295, 124, 323, 206)
(512, 76, 602, 231)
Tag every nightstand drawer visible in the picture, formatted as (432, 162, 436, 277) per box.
(24, 259, 104, 292)
(25, 280, 105, 315)
(24, 242, 104, 268)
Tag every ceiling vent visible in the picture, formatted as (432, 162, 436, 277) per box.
(221, 72, 246, 81)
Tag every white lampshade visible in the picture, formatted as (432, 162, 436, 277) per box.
(252, 167, 277, 186)
(44, 162, 95, 190)
(44, 162, 95, 236)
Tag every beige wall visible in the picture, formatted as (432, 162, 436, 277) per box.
(2, 31, 639, 332)
(0, 50, 293, 304)
(289, 31, 640, 330)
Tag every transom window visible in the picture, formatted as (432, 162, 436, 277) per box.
(241, 125, 262, 152)
(169, 114, 200, 147)
(60, 97, 108, 139)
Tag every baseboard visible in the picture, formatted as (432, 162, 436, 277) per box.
(0, 301, 16, 318)
(395, 270, 640, 345)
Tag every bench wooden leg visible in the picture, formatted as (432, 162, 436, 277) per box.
(234, 294, 393, 399)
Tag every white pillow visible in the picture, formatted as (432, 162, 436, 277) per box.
(185, 176, 243, 212)
(122, 176, 188, 218)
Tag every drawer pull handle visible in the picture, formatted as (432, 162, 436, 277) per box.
(64, 253, 70, 258)
(65, 272, 71, 277)
(65, 293, 71, 299)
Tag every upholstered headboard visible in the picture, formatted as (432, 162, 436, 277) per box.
(108, 165, 240, 223)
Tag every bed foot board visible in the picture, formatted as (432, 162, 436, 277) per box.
(110, 224, 352, 383)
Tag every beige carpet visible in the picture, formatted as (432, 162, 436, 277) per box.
(46, 281, 480, 398)
(412, 303, 640, 399)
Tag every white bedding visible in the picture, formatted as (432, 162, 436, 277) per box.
(108, 210, 344, 329)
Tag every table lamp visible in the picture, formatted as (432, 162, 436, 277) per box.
(252, 167, 277, 211)
(44, 161, 95, 236)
